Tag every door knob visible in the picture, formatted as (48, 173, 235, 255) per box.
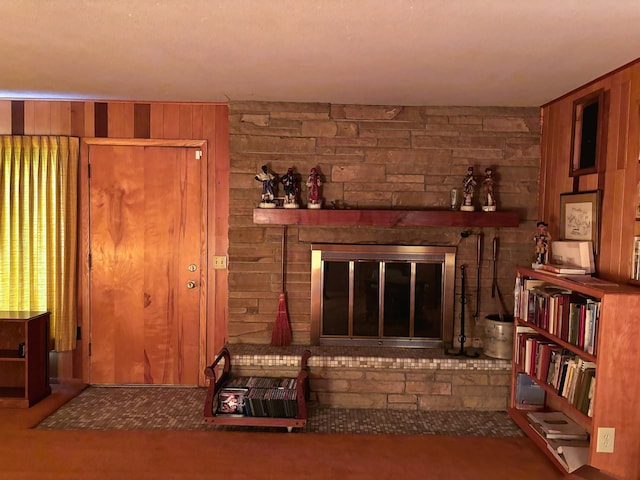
(187, 281, 197, 289)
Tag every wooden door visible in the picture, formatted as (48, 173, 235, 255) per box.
(88, 145, 203, 385)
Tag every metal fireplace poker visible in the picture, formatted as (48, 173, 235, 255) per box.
(447, 230, 481, 357)
(447, 265, 479, 357)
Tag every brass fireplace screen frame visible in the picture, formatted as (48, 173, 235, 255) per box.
(310, 244, 456, 347)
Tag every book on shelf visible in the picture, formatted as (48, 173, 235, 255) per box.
(586, 376, 596, 418)
(528, 415, 590, 473)
(546, 443, 590, 473)
(563, 275, 619, 287)
(515, 373, 545, 409)
(536, 342, 562, 383)
(514, 277, 547, 322)
(546, 348, 564, 387)
(526, 411, 589, 440)
(550, 240, 595, 274)
(540, 263, 588, 275)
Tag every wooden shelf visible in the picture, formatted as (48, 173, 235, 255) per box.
(508, 407, 568, 473)
(514, 365, 592, 426)
(0, 311, 51, 408)
(253, 208, 520, 228)
(516, 319, 597, 364)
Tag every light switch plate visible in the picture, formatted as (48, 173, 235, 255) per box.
(213, 256, 227, 269)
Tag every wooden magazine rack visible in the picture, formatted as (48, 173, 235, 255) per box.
(203, 347, 311, 432)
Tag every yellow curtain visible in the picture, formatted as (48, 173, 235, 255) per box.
(0, 135, 79, 351)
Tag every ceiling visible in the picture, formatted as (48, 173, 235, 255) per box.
(1, 1, 639, 107)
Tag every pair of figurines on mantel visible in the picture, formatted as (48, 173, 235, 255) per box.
(452, 166, 497, 212)
(255, 165, 322, 209)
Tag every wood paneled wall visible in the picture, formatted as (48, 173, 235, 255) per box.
(0, 100, 230, 380)
(539, 60, 640, 280)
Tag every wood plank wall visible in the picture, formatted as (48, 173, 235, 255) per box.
(0, 100, 230, 380)
(539, 60, 640, 280)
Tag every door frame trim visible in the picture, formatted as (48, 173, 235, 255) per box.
(79, 138, 209, 385)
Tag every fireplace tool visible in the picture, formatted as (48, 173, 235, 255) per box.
(491, 236, 510, 320)
(460, 230, 483, 324)
(447, 264, 479, 357)
(271, 225, 292, 346)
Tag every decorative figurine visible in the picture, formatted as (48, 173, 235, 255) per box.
(280, 167, 300, 209)
(255, 165, 277, 208)
(461, 166, 477, 211)
(533, 221, 551, 267)
(306, 167, 322, 209)
(482, 167, 496, 212)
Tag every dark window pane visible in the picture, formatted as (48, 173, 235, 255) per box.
(414, 263, 443, 338)
(322, 262, 349, 335)
(579, 101, 599, 169)
(383, 262, 411, 337)
(353, 262, 379, 336)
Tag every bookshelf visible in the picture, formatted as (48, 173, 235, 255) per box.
(510, 268, 640, 479)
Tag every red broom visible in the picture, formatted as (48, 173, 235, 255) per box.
(271, 225, 292, 346)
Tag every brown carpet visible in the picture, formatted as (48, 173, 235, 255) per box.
(0, 384, 562, 480)
(35, 385, 523, 436)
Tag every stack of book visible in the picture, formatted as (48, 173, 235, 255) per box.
(527, 411, 590, 473)
(540, 263, 588, 275)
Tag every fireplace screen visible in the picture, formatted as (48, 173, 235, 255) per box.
(311, 245, 456, 347)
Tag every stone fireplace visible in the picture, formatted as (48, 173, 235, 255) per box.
(310, 244, 456, 347)
(227, 101, 540, 349)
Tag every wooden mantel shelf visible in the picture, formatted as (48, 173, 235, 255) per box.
(253, 208, 519, 228)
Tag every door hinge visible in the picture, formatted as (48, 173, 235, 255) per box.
(76, 326, 82, 340)
(88, 253, 92, 269)
(88, 163, 91, 178)
(195, 150, 203, 160)
(88, 342, 92, 357)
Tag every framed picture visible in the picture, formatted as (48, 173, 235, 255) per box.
(569, 89, 606, 177)
(559, 190, 601, 254)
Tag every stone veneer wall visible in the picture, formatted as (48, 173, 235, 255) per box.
(228, 102, 540, 348)
(229, 351, 511, 410)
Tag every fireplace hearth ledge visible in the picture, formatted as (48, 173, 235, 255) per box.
(220, 344, 509, 371)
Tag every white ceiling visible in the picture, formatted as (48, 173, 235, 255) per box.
(1, 0, 639, 107)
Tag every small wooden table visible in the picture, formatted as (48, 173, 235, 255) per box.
(0, 311, 51, 408)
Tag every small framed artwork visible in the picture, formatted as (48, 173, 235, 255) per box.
(569, 89, 606, 177)
(559, 190, 601, 254)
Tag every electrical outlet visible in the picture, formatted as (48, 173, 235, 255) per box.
(213, 256, 227, 270)
(596, 427, 615, 453)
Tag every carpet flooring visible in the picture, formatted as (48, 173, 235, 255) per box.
(36, 386, 524, 437)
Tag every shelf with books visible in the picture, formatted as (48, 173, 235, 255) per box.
(510, 266, 640, 479)
(515, 321, 597, 365)
(512, 362, 593, 426)
(514, 277, 601, 359)
(508, 407, 590, 473)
